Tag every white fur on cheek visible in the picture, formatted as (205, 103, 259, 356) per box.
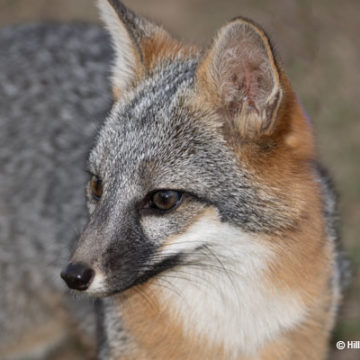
(158, 209, 306, 358)
(87, 271, 106, 296)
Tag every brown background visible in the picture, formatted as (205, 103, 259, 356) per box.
(1, 0, 359, 359)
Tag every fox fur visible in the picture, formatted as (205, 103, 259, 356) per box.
(0, 1, 347, 360)
(61, 1, 348, 359)
(0, 23, 113, 359)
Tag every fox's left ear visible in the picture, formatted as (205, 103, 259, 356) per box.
(196, 18, 283, 138)
(98, 0, 187, 99)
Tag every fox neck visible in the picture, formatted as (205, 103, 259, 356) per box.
(110, 221, 311, 359)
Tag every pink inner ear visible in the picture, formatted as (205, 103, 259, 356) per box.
(214, 32, 275, 114)
(240, 61, 263, 109)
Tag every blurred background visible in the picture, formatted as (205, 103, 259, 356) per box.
(0, 0, 359, 359)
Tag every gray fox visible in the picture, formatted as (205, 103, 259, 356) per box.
(0, 1, 348, 359)
(59, 1, 348, 359)
(0, 23, 113, 358)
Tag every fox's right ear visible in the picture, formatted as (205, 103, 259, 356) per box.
(98, 0, 181, 99)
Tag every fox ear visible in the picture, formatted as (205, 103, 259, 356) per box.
(196, 18, 283, 138)
(98, 0, 176, 98)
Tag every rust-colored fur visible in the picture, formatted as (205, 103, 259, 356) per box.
(73, 2, 344, 359)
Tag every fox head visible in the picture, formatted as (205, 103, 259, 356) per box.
(61, 0, 318, 300)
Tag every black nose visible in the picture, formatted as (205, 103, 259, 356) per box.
(60, 262, 94, 291)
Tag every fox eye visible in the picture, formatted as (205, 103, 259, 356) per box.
(150, 190, 182, 211)
(90, 175, 103, 200)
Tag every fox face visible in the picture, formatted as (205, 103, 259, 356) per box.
(77, 61, 284, 296)
(61, 1, 338, 357)
(63, 2, 293, 295)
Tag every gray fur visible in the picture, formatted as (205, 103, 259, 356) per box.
(0, 5, 346, 360)
(315, 164, 351, 293)
(0, 23, 112, 357)
(78, 53, 299, 295)
(74, 2, 347, 358)
(96, 297, 134, 359)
